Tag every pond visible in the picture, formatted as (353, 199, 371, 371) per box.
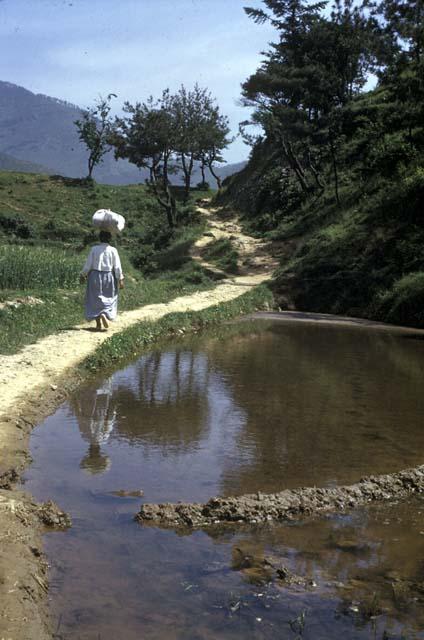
(24, 317, 424, 639)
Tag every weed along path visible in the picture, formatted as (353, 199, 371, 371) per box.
(0, 204, 276, 640)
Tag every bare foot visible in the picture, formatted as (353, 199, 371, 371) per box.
(95, 317, 102, 331)
(100, 314, 109, 330)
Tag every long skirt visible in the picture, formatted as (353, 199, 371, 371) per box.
(85, 270, 118, 321)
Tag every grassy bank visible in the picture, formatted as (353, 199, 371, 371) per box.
(202, 237, 239, 274)
(219, 88, 424, 328)
(82, 284, 274, 373)
(0, 171, 217, 354)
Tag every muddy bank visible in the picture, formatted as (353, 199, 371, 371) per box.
(0, 491, 70, 640)
(137, 464, 424, 529)
(245, 311, 424, 336)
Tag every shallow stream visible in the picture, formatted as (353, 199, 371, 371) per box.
(24, 318, 424, 639)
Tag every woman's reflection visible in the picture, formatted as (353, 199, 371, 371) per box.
(71, 377, 117, 474)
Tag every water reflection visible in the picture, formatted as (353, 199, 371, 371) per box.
(24, 319, 424, 639)
(71, 378, 116, 474)
(65, 321, 424, 498)
(201, 323, 424, 494)
(111, 350, 214, 449)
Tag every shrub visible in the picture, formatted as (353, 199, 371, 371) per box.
(372, 272, 424, 327)
(0, 213, 35, 239)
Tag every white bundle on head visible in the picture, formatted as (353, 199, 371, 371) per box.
(92, 209, 125, 234)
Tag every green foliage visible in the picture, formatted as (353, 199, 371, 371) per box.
(202, 238, 239, 274)
(372, 272, 424, 326)
(219, 0, 424, 327)
(0, 212, 35, 239)
(82, 284, 274, 372)
(112, 85, 230, 223)
(74, 93, 116, 179)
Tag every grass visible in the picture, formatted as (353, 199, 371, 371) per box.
(0, 244, 81, 289)
(0, 262, 218, 355)
(82, 284, 274, 373)
(0, 170, 219, 354)
(202, 237, 239, 273)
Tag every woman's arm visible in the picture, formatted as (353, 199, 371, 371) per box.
(80, 248, 94, 282)
(112, 248, 124, 284)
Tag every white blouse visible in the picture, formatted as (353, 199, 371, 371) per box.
(82, 243, 124, 280)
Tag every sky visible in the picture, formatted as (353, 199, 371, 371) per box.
(0, 0, 277, 164)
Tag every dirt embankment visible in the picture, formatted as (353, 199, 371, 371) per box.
(137, 465, 424, 529)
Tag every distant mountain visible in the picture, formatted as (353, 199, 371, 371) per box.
(0, 81, 246, 185)
(0, 151, 53, 174)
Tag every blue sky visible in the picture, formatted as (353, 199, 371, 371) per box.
(0, 0, 277, 163)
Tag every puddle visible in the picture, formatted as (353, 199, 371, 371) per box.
(24, 320, 424, 638)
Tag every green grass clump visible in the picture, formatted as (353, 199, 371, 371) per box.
(0, 245, 81, 289)
(202, 237, 239, 273)
(371, 272, 424, 327)
(83, 284, 274, 372)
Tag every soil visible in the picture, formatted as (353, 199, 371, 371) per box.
(137, 464, 424, 530)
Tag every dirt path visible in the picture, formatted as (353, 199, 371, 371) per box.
(0, 204, 276, 640)
(192, 205, 280, 276)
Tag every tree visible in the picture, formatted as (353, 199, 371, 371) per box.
(111, 91, 177, 228)
(172, 84, 231, 198)
(74, 93, 116, 180)
(242, 0, 377, 202)
(197, 104, 232, 190)
(111, 86, 232, 224)
(366, 0, 424, 64)
(172, 84, 205, 200)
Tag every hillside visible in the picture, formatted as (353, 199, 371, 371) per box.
(0, 151, 53, 174)
(220, 83, 424, 328)
(0, 170, 220, 353)
(216, 0, 424, 329)
(0, 81, 144, 184)
(0, 81, 245, 186)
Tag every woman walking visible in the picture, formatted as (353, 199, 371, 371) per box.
(81, 230, 124, 331)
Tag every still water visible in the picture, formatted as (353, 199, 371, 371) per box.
(24, 319, 424, 639)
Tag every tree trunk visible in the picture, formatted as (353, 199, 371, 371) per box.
(307, 151, 325, 191)
(207, 161, 222, 190)
(329, 139, 340, 207)
(87, 155, 94, 179)
(282, 139, 310, 193)
(149, 166, 175, 228)
(181, 154, 194, 201)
